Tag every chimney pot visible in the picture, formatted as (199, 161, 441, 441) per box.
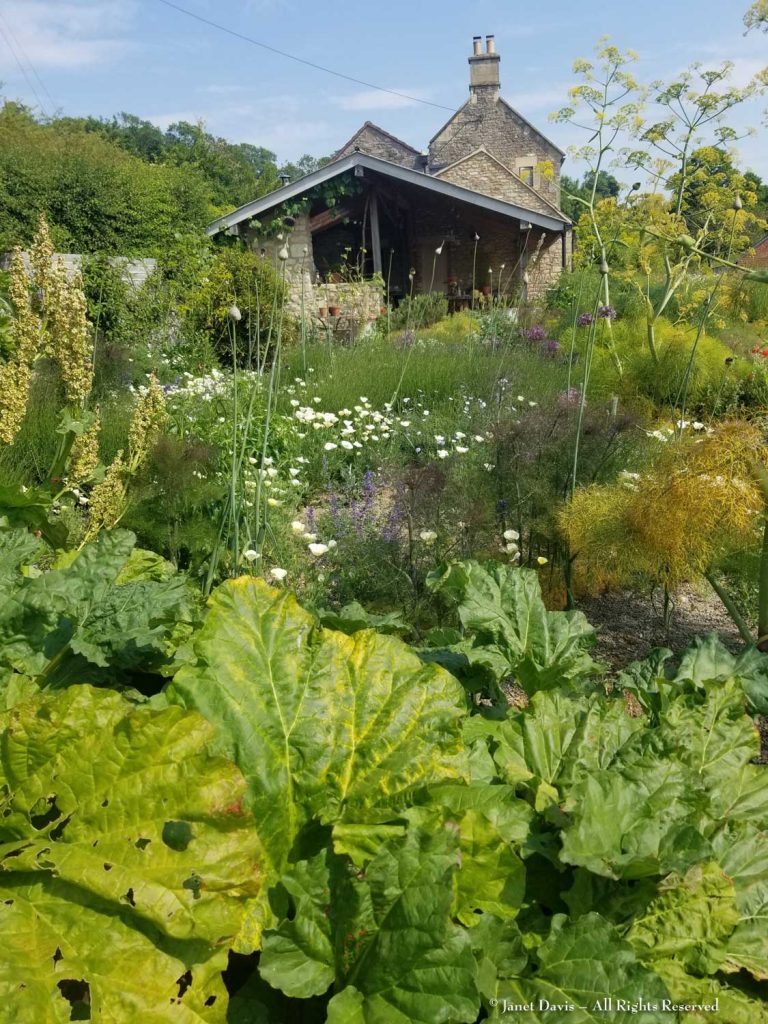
(486, 34, 496, 54)
(472, 36, 482, 55)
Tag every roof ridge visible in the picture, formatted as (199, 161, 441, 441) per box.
(331, 120, 421, 161)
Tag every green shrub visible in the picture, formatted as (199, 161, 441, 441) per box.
(566, 314, 735, 410)
(184, 245, 296, 367)
(390, 291, 448, 330)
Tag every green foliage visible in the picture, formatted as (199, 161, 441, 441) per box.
(426, 561, 599, 699)
(560, 170, 622, 223)
(0, 103, 213, 255)
(0, 684, 261, 1021)
(260, 827, 479, 1021)
(566, 314, 735, 407)
(184, 245, 295, 366)
(165, 578, 468, 947)
(390, 292, 449, 331)
(0, 528, 200, 700)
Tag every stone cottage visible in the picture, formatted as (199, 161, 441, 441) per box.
(207, 35, 571, 322)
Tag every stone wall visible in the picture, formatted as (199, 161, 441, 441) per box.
(429, 93, 563, 209)
(333, 122, 423, 169)
(314, 280, 383, 322)
(435, 149, 562, 219)
(245, 214, 382, 324)
(246, 214, 316, 320)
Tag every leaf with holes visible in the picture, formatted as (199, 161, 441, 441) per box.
(0, 685, 261, 1021)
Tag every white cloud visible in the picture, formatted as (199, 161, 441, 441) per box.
(334, 88, 428, 111)
(0, 0, 136, 69)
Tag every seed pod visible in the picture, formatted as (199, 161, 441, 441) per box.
(733, 195, 743, 211)
(599, 259, 609, 275)
(678, 235, 697, 250)
(228, 304, 242, 320)
(278, 246, 289, 261)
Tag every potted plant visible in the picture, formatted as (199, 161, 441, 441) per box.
(329, 304, 342, 317)
(318, 306, 328, 318)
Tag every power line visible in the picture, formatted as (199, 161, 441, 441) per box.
(0, 9, 57, 113)
(0, 17, 48, 116)
(152, 0, 454, 113)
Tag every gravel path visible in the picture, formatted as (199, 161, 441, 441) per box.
(578, 582, 746, 671)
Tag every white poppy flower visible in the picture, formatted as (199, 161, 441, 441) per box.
(243, 549, 260, 562)
(308, 542, 329, 556)
(419, 530, 437, 544)
(269, 567, 288, 581)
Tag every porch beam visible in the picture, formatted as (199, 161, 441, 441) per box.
(309, 204, 354, 234)
(370, 190, 383, 276)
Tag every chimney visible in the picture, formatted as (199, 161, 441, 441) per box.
(468, 33, 500, 100)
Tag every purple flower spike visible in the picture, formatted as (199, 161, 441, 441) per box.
(577, 312, 594, 327)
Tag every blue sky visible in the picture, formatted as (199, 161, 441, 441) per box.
(0, 0, 765, 182)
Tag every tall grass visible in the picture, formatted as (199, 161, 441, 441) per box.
(279, 329, 569, 415)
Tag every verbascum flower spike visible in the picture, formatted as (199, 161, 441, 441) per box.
(85, 449, 126, 539)
(0, 249, 42, 445)
(29, 214, 55, 298)
(128, 374, 166, 469)
(69, 411, 101, 485)
(48, 267, 93, 405)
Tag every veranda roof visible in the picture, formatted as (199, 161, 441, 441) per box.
(206, 151, 571, 237)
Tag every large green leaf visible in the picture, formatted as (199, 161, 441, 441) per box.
(559, 752, 709, 880)
(491, 913, 669, 1023)
(675, 634, 768, 713)
(0, 484, 67, 548)
(492, 691, 644, 795)
(414, 784, 531, 925)
(654, 957, 768, 1024)
(166, 579, 468, 947)
(426, 560, 599, 693)
(0, 686, 262, 1020)
(0, 529, 200, 693)
(661, 681, 766, 826)
(626, 862, 739, 974)
(559, 683, 765, 879)
(713, 825, 768, 980)
(261, 827, 479, 1023)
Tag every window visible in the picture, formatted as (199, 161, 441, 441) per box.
(519, 165, 534, 186)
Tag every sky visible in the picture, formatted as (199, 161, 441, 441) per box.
(0, 0, 765, 183)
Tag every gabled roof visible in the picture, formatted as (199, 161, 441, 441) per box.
(434, 146, 568, 220)
(206, 151, 570, 237)
(428, 97, 565, 159)
(331, 120, 422, 161)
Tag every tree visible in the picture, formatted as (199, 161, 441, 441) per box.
(560, 171, 621, 222)
(667, 145, 764, 250)
(745, 0, 768, 31)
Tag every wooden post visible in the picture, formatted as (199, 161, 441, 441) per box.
(370, 190, 383, 276)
